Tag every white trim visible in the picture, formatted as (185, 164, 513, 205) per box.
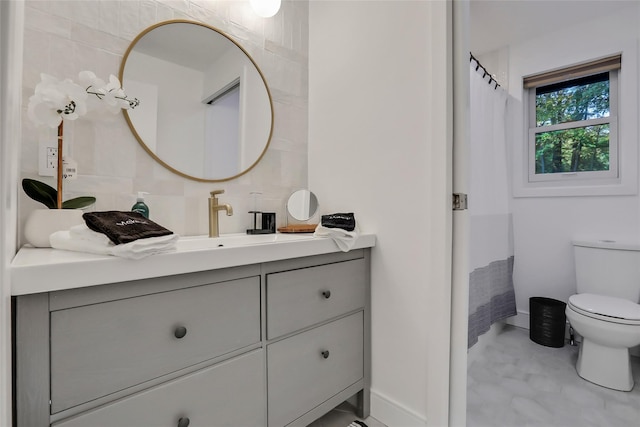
(371, 390, 428, 427)
(423, 2, 454, 426)
(532, 116, 614, 134)
(526, 71, 619, 184)
(449, 1, 469, 426)
(527, 119, 619, 182)
(507, 309, 580, 345)
(0, 1, 24, 426)
(506, 310, 530, 330)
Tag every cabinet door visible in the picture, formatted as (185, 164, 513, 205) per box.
(267, 312, 363, 427)
(51, 277, 260, 413)
(266, 259, 366, 338)
(53, 350, 266, 427)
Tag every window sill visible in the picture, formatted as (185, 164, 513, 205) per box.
(513, 179, 636, 198)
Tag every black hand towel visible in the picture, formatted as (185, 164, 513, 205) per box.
(83, 211, 173, 245)
(321, 213, 356, 232)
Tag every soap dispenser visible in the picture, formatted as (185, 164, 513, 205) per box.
(132, 192, 150, 218)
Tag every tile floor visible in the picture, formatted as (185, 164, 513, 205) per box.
(308, 402, 387, 427)
(312, 324, 640, 427)
(467, 325, 640, 427)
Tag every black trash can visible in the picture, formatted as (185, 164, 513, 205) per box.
(529, 297, 566, 348)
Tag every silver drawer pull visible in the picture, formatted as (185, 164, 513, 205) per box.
(174, 326, 188, 339)
(321, 350, 330, 359)
(321, 290, 331, 299)
(177, 417, 190, 427)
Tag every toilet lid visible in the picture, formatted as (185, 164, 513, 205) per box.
(568, 293, 640, 321)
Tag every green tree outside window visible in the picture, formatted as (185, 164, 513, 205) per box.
(534, 74, 610, 175)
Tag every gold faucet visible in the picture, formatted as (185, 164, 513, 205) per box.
(209, 190, 233, 237)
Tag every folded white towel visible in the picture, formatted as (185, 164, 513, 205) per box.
(69, 224, 112, 244)
(51, 224, 178, 260)
(313, 224, 359, 252)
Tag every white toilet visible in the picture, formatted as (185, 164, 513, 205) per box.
(565, 239, 640, 391)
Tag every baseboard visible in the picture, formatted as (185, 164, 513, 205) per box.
(508, 308, 640, 356)
(505, 310, 529, 329)
(507, 309, 573, 341)
(506, 309, 571, 339)
(370, 390, 427, 427)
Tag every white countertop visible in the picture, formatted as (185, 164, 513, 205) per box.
(11, 233, 376, 295)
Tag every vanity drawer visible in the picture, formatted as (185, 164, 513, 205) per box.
(50, 277, 260, 413)
(267, 312, 363, 427)
(53, 349, 266, 427)
(266, 259, 366, 338)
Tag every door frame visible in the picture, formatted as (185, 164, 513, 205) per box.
(449, 0, 470, 426)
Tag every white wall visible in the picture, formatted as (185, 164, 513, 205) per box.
(203, 47, 273, 174)
(501, 4, 640, 325)
(10, 0, 307, 422)
(20, 0, 309, 239)
(128, 51, 207, 178)
(309, 2, 452, 426)
(0, 1, 24, 425)
(10, 2, 457, 425)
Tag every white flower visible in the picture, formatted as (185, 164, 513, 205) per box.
(78, 71, 136, 119)
(27, 71, 138, 128)
(77, 70, 103, 88)
(78, 71, 108, 119)
(100, 75, 129, 113)
(27, 73, 88, 128)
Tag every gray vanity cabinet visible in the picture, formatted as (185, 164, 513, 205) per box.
(267, 312, 364, 427)
(50, 277, 261, 413)
(266, 259, 367, 339)
(265, 257, 368, 426)
(53, 350, 265, 427)
(14, 250, 371, 427)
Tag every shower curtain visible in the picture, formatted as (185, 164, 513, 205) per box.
(467, 61, 516, 348)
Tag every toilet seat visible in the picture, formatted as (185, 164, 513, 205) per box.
(568, 293, 640, 325)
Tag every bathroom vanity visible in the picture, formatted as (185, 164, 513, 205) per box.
(11, 233, 374, 427)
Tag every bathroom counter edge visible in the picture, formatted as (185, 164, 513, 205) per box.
(11, 233, 376, 295)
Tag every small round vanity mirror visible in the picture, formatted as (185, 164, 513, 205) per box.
(286, 190, 319, 221)
(119, 20, 274, 182)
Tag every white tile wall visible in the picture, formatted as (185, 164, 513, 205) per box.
(20, 0, 308, 240)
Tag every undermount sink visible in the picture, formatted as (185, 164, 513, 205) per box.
(176, 232, 315, 251)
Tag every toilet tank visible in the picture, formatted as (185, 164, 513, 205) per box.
(573, 240, 640, 302)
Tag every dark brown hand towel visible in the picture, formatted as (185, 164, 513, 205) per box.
(321, 213, 356, 232)
(83, 211, 173, 245)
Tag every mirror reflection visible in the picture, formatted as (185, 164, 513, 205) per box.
(287, 190, 319, 221)
(120, 20, 274, 181)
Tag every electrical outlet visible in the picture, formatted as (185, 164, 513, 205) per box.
(38, 140, 57, 176)
(47, 147, 58, 169)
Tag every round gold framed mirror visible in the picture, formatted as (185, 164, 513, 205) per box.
(119, 20, 274, 182)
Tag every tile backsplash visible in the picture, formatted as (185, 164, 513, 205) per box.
(20, 0, 309, 241)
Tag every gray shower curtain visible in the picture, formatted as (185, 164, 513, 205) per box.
(467, 61, 517, 348)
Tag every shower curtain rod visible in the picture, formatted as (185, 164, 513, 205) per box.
(470, 52, 501, 90)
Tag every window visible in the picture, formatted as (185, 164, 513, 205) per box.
(525, 55, 620, 184)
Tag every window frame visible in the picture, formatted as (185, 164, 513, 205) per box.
(526, 69, 619, 184)
(512, 43, 638, 199)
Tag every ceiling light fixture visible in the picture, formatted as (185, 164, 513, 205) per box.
(250, 0, 281, 18)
